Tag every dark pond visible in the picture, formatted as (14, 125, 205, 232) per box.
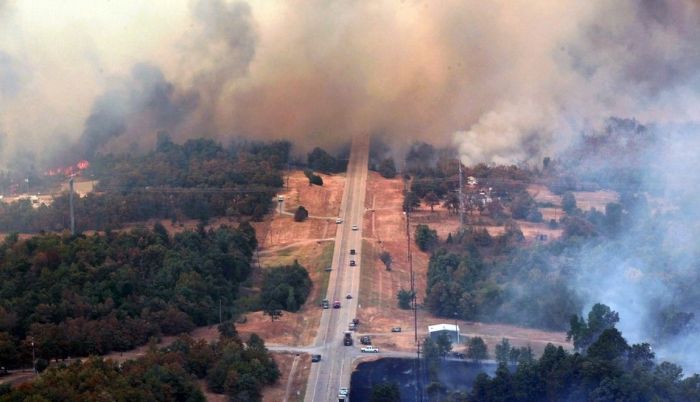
(350, 358, 497, 402)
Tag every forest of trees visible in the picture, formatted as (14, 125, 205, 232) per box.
(0, 138, 290, 232)
(0, 223, 257, 368)
(424, 223, 581, 330)
(0, 324, 280, 402)
(460, 307, 700, 402)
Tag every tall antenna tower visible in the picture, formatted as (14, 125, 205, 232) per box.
(69, 177, 75, 235)
(458, 161, 464, 227)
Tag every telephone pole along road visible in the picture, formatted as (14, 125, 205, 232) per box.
(304, 134, 370, 402)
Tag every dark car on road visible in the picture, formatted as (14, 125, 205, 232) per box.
(360, 336, 372, 345)
(391, 327, 401, 332)
(311, 354, 322, 362)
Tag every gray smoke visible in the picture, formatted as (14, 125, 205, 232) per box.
(76, 63, 199, 157)
(568, 121, 700, 373)
(455, 0, 700, 165)
(0, 51, 22, 98)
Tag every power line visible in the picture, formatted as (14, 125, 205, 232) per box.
(92, 185, 280, 194)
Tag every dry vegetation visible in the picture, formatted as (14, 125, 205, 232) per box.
(357, 171, 571, 354)
(262, 352, 311, 402)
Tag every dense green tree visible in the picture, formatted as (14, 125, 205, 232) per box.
(378, 158, 397, 179)
(415, 224, 438, 252)
(307, 147, 342, 174)
(397, 289, 414, 310)
(425, 191, 440, 212)
(495, 338, 511, 365)
(370, 382, 401, 402)
(379, 251, 392, 270)
(293, 206, 309, 222)
(260, 261, 312, 313)
(403, 191, 420, 212)
(436, 333, 453, 358)
(561, 192, 577, 214)
(567, 303, 619, 352)
(467, 337, 488, 363)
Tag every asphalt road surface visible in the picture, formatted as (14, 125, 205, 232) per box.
(304, 134, 369, 402)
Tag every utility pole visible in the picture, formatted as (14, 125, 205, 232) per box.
(458, 161, 464, 227)
(415, 339, 423, 402)
(69, 177, 75, 235)
(406, 209, 417, 345)
(31, 339, 36, 374)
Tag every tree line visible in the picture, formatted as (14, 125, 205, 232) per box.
(0, 323, 280, 402)
(0, 137, 290, 232)
(462, 306, 700, 402)
(0, 222, 257, 368)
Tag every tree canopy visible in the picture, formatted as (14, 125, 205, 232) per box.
(0, 223, 257, 367)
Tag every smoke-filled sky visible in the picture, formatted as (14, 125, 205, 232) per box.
(0, 0, 699, 167)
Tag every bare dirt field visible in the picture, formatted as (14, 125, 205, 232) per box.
(236, 170, 344, 346)
(237, 242, 334, 347)
(572, 190, 619, 211)
(528, 184, 561, 206)
(282, 171, 345, 218)
(357, 172, 571, 356)
(262, 352, 311, 402)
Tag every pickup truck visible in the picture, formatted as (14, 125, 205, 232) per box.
(361, 346, 379, 353)
(338, 387, 349, 401)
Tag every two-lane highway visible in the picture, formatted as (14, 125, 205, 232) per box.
(304, 134, 369, 402)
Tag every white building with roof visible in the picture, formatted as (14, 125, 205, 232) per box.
(428, 323, 460, 344)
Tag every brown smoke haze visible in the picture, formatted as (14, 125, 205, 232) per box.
(0, 0, 699, 168)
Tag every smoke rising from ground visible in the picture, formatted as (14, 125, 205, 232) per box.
(568, 121, 700, 374)
(1, 0, 699, 166)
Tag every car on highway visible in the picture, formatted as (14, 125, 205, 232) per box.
(346, 294, 352, 299)
(349, 322, 356, 331)
(333, 300, 341, 309)
(350, 249, 356, 255)
(338, 387, 349, 401)
(311, 354, 322, 362)
(351, 224, 358, 230)
(391, 327, 402, 332)
(336, 218, 343, 224)
(321, 299, 329, 309)
(349, 260, 356, 266)
(361, 346, 379, 353)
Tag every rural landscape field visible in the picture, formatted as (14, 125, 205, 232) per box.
(1, 1, 700, 401)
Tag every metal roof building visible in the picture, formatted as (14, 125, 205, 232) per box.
(428, 323, 460, 344)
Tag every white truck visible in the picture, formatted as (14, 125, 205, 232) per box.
(338, 387, 349, 401)
(361, 346, 379, 353)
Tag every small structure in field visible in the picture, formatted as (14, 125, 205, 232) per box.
(428, 323, 460, 344)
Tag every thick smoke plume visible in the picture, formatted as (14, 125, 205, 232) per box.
(2, 0, 697, 167)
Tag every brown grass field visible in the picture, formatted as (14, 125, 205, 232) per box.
(357, 172, 572, 355)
